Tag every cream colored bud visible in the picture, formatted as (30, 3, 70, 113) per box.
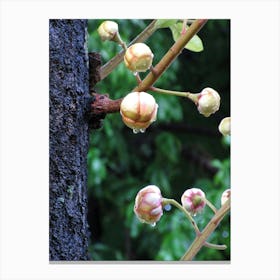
(134, 185, 163, 225)
(197, 88, 221, 117)
(221, 189, 231, 206)
(124, 43, 154, 72)
(219, 117, 231, 136)
(97, 21, 118, 41)
(120, 91, 158, 133)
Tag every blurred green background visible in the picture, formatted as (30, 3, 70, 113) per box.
(87, 19, 230, 261)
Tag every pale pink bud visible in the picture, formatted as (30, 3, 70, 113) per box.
(124, 43, 154, 72)
(120, 91, 158, 133)
(134, 185, 163, 225)
(221, 189, 231, 206)
(97, 21, 118, 41)
(181, 188, 206, 215)
(218, 117, 231, 136)
(197, 87, 221, 117)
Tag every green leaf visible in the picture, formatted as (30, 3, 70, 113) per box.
(155, 19, 178, 29)
(170, 22, 204, 52)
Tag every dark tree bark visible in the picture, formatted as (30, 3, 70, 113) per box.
(49, 19, 91, 261)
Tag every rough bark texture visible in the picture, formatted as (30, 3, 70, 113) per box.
(49, 19, 90, 261)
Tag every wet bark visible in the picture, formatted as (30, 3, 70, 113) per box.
(49, 19, 91, 261)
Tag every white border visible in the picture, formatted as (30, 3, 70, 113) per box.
(1, 0, 279, 279)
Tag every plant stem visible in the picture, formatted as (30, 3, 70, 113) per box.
(204, 242, 227, 250)
(135, 73, 142, 84)
(133, 19, 208, 92)
(100, 20, 158, 81)
(150, 86, 199, 103)
(181, 19, 188, 34)
(180, 198, 230, 261)
(202, 197, 217, 214)
(114, 32, 127, 51)
(162, 198, 200, 235)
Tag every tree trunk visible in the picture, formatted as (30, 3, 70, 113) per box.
(49, 19, 91, 261)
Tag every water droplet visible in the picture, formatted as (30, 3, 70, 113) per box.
(140, 128, 146, 133)
(133, 128, 139, 134)
(133, 71, 138, 76)
(150, 222, 156, 227)
(164, 204, 171, 211)
(222, 230, 229, 238)
(192, 213, 197, 217)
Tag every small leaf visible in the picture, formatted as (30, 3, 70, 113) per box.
(155, 19, 178, 29)
(170, 22, 204, 52)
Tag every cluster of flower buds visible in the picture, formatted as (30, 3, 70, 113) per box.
(120, 91, 158, 133)
(97, 21, 223, 131)
(134, 185, 231, 225)
(97, 20, 119, 42)
(197, 87, 221, 117)
(124, 43, 154, 73)
(219, 117, 231, 136)
(134, 185, 208, 225)
(97, 22, 154, 74)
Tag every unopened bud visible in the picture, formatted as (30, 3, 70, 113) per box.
(120, 91, 158, 133)
(134, 185, 163, 225)
(124, 43, 154, 72)
(181, 188, 206, 215)
(97, 21, 118, 41)
(221, 189, 231, 206)
(219, 117, 231, 136)
(197, 88, 220, 117)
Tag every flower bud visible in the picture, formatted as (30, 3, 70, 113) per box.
(134, 185, 163, 225)
(124, 43, 154, 72)
(219, 117, 231, 136)
(181, 188, 206, 215)
(97, 21, 118, 41)
(197, 88, 221, 117)
(221, 189, 231, 206)
(120, 91, 158, 133)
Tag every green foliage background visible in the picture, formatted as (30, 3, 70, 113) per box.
(87, 19, 230, 261)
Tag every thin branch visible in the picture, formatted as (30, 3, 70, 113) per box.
(202, 197, 217, 214)
(163, 198, 201, 235)
(181, 19, 188, 35)
(180, 198, 230, 261)
(204, 242, 227, 250)
(150, 86, 199, 103)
